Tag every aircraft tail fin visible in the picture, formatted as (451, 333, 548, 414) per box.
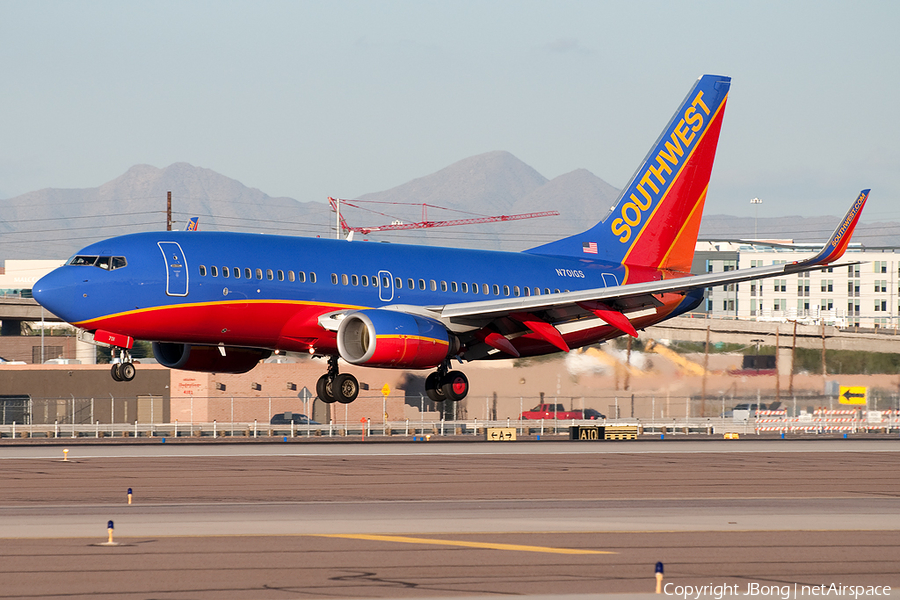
(525, 74, 731, 273)
(185, 217, 200, 231)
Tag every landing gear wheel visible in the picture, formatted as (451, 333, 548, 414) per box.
(316, 374, 336, 404)
(425, 372, 445, 403)
(441, 370, 469, 402)
(120, 362, 136, 382)
(110, 363, 123, 382)
(333, 373, 359, 404)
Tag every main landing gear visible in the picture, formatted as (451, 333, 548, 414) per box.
(109, 348, 136, 382)
(316, 355, 360, 404)
(424, 363, 469, 403)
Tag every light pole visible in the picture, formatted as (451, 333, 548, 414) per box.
(750, 197, 762, 237)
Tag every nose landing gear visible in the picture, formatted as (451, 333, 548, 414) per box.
(109, 348, 136, 382)
(316, 355, 359, 404)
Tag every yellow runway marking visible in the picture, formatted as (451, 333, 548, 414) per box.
(317, 533, 615, 555)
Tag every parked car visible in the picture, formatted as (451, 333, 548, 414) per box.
(724, 403, 768, 418)
(270, 412, 319, 425)
(582, 408, 607, 420)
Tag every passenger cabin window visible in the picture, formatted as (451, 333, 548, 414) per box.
(244, 268, 252, 279)
(288, 271, 295, 282)
(199, 265, 207, 277)
(222, 266, 229, 278)
(351, 274, 359, 286)
(310, 272, 317, 283)
(408, 278, 414, 289)
(211, 266, 218, 277)
(451, 282, 458, 293)
(233, 267, 240, 278)
(277, 270, 284, 281)
(419, 279, 426, 290)
(395, 277, 402, 289)
(440, 281, 448, 292)
(256, 268, 263, 280)
(483, 284, 490, 295)
(362, 275, 368, 286)
(342, 274, 349, 285)
(523, 287, 530, 296)
(472, 283, 479, 295)
(430, 280, 437, 291)
(461, 282, 468, 293)
(513, 286, 520, 297)
(298, 272, 306, 283)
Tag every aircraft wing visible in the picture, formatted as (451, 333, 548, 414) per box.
(423, 190, 869, 349)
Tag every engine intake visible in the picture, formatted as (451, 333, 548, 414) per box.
(152, 342, 270, 374)
(336, 310, 454, 369)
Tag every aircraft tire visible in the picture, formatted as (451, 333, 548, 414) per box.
(425, 372, 445, 402)
(110, 363, 123, 382)
(316, 374, 336, 404)
(121, 362, 136, 381)
(334, 373, 359, 404)
(441, 370, 468, 402)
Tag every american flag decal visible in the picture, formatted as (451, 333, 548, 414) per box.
(582, 241, 598, 254)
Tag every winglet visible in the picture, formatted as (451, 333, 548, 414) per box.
(798, 189, 869, 267)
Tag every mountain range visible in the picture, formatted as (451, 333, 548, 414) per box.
(0, 152, 894, 261)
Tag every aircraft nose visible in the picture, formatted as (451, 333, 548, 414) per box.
(33, 269, 75, 320)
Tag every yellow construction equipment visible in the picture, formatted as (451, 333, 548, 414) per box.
(582, 346, 644, 376)
(644, 339, 707, 376)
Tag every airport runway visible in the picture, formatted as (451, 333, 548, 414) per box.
(1, 440, 899, 598)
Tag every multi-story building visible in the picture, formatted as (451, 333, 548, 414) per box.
(694, 241, 899, 328)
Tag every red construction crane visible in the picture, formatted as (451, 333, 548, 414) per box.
(328, 197, 559, 235)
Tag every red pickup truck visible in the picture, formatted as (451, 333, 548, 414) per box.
(520, 403, 605, 420)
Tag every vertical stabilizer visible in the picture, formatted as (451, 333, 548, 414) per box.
(525, 74, 731, 273)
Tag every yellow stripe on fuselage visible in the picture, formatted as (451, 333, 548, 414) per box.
(73, 298, 369, 328)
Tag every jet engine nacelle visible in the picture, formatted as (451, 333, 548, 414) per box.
(152, 342, 271, 374)
(336, 309, 455, 369)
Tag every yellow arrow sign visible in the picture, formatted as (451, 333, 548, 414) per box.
(839, 386, 867, 405)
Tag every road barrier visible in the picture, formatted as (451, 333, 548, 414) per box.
(2, 414, 898, 441)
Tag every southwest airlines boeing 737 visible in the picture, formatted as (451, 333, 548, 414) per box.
(33, 75, 869, 404)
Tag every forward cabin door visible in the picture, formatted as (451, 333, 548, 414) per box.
(158, 241, 189, 297)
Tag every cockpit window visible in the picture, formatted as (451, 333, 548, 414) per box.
(68, 255, 127, 270)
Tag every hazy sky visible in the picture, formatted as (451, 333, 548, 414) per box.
(2, 0, 898, 219)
